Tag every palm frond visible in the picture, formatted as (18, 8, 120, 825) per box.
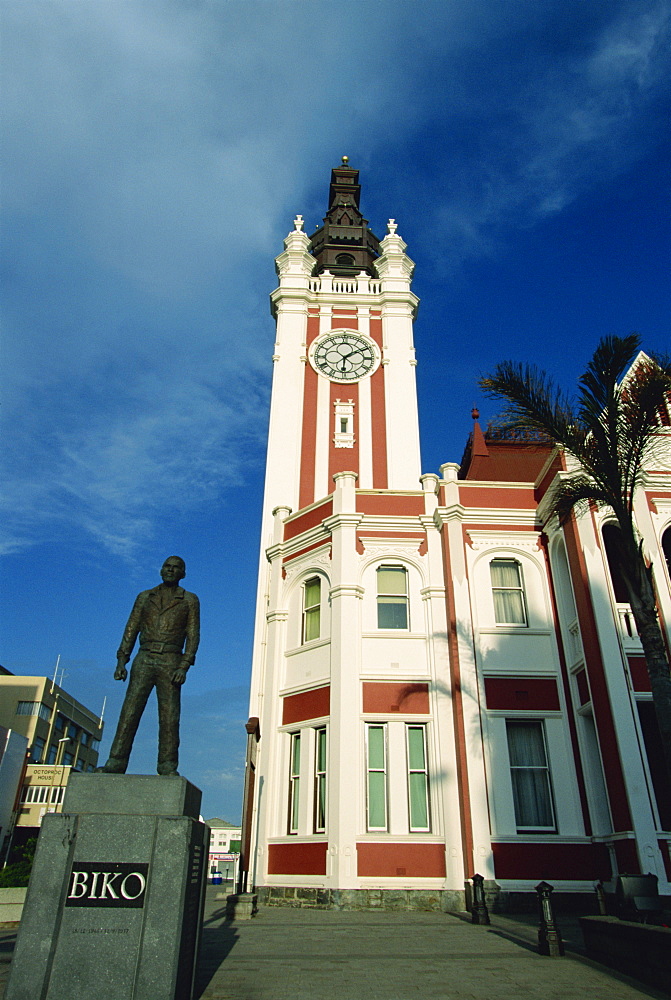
(545, 475, 612, 525)
(479, 362, 580, 449)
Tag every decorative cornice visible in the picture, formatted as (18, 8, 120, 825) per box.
(322, 513, 364, 532)
(329, 584, 365, 600)
(466, 530, 541, 552)
(266, 610, 289, 623)
(433, 504, 466, 528)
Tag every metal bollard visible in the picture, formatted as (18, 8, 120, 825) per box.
(594, 880, 607, 915)
(470, 873, 491, 925)
(536, 881, 564, 956)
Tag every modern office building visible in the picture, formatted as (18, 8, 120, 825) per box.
(244, 160, 671, 907)
(0, 670, 104, 773)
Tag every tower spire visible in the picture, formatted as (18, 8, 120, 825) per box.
(309, 157, 381, 277)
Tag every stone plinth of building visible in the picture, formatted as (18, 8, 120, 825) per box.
(6, 773, 208, 1000)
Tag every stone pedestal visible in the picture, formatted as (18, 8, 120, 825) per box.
(224, 892, 258, 921)
(6, 774, 208, 1000)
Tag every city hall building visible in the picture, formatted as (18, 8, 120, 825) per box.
(244, 159, 671, 907)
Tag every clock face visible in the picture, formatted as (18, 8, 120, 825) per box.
(310, 332, 379, 382)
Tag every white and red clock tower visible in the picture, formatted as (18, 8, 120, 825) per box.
(245, 159, 474, 905)
(243, 159, 671, 909)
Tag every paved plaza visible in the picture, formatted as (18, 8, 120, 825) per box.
(0, 887, 667, 999)
(194, 890, 668, 1000)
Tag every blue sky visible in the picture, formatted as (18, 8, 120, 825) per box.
(2, 0, 670, 821)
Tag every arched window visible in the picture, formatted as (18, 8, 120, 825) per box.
(602, 523, 629, 603)
(302, 577, 321, 643)
(335, 253, 354, 267)
(490, 558, 527, 625)
(662, 525, 671, 581)
(376, 566, 409, 629)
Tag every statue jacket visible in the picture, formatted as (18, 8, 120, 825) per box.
(117, 585, 200, 668)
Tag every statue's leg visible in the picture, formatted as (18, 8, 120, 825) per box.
(155, 655, 181, 776)
(101, 654, 155, 772)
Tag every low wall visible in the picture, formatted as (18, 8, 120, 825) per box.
(256, 886, 465, 911)
(0, 888, 26, 924)
(580, 916, 671, 994)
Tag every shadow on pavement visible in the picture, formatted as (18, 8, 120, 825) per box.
(194, 906, 239, 999)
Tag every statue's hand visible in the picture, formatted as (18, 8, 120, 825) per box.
(172, 667, 187, 686)
(114, 660, 128, 682)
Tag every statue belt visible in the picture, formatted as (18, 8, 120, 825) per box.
(139, 641, 183, 654)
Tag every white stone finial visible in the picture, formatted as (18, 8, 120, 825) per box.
(293, 215, 304, 232)
(387, 219, 398, 235)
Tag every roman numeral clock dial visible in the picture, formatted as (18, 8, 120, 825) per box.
(310, 332, 380, 382)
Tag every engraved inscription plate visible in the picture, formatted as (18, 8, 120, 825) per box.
(65, 862, 149, 908)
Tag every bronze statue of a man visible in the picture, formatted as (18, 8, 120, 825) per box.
(100, 556, 200, 777)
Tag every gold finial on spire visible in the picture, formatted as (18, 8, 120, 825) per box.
(342, 155, 349, 165)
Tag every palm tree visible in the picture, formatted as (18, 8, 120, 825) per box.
(480, 334, 671, 786)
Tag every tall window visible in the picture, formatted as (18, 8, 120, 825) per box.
(288, 732, 301, 834)
(30, 737, 46, 763)
(663, 526, 671, 582)
(366, 724, 388, 831)
(406, 725, 430, 832)
(490, 559, 527, 625)
(314, 727, 327, 833)
(376, 566, 409, 629)
(506, 720, 556, 831)
(302, 577, 321, 643)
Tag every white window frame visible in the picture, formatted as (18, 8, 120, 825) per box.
(365, 723, 388, 832)
(314, 726, 327, 834)
(406, 724, 431, 832)
(302, 577, 321, 644)
(490, 558, 528, 626)
(376, 565, 409, 630)
(288, 732, 301, 835)
(506, 719, 557, 832)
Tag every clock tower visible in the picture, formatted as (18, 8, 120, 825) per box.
(244, 159, 468, 904)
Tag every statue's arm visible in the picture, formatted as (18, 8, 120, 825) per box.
(115, 592, 145, 678)
(182, 594, 200, 666)
(173, 594, 200, 684)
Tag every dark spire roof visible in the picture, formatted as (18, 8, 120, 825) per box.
(309, 156, 381, 277)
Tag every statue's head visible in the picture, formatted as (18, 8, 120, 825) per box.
(161, 556, 186, 585)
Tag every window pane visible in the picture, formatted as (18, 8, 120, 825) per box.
(291, 733, 301, 774)
(304, 607, 320, 642)
(491, 559, 527, 625)
(317, 728, 326, 771)
(508, 721, 546, 767)
(316, 777, 326, 831)
(303, 578, 321, 642)
(377, 600, 408, 629)
(368, 726, 385, 769)
(492, 590, 526, 625)
(291, 779, 300, 830)
(511, 770, 554, 827)
(304, 578, 320, 607)
(491, 560, 521, 588)
(367, 772, 386, 828)
(409, 772, 429, 829)
(407, 727, 426, 770)
(377, 567, 407, 594)
(507, 721, 555, 829)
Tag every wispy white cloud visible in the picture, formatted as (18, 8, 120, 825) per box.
(3, 0, 669, 559)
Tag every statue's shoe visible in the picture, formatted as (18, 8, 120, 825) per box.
(157, 765, 180, 776)
(97, 757, 128, 773)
